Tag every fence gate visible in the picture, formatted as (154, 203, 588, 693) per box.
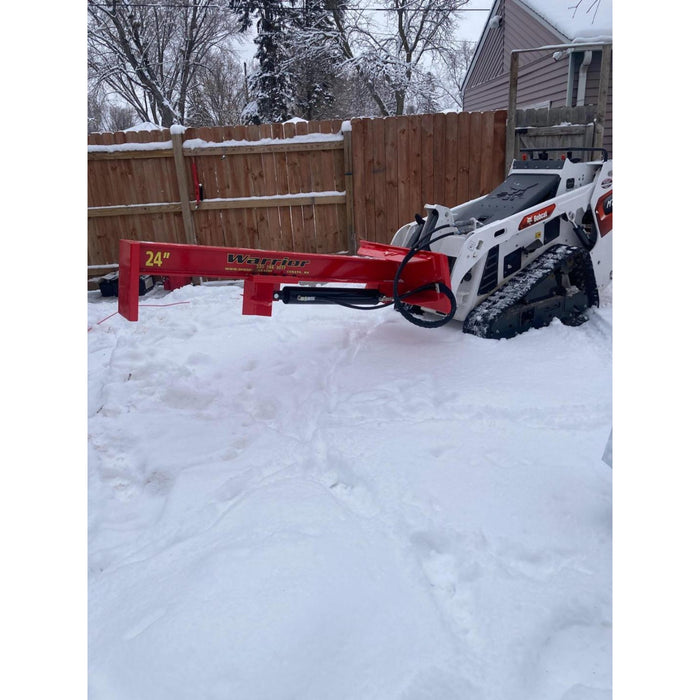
(514, 105, 597, 159)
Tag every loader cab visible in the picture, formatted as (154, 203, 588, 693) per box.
(451, 151, 602, 235)
(452, 168, 561, 234)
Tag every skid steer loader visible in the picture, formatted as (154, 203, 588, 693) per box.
(117, 147, 612, 339)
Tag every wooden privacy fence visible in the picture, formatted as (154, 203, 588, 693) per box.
(88, 111, 507, 267)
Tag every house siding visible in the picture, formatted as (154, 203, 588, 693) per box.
(462, 0, 612, 156)
(582, 51, 613, 154)
(466, 0, 505, 87)
(465, 0, 568, 109)
(503, 0, 565, 66)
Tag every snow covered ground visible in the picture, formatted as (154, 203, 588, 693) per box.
(87, 281, 612, 700)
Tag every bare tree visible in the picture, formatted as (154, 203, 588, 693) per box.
(88, 0, 241, 127)
(321, 0, 473, 116)
(433, 39, 477, 111)
(569, 0, 604, 22)
(186, 50, 248, 127)
(88, 84, 107, 133)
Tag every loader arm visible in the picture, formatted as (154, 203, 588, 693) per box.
(118, 239, 453, 322)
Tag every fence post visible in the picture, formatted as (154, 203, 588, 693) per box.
(505, 51, 519, 177)
(594, 44, 612, 152)
(343, 124, 356, 254)
(170, 126, 198, 247)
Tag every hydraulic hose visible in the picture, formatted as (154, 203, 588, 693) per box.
(392, 225, 458, 329)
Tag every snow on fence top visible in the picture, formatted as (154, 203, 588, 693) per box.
(88, 129, 346, 154)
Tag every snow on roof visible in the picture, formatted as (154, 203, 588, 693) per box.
(520, 0, 612, 41)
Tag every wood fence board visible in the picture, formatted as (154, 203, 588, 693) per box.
(468, 111, 484, 199)
(204, 128, 226, 200)
(479, 110, 496, 196)
(456, 112, 472, 204)
(88, 219, 110, 263)
(228, 125, 254, 248)
(114, 159, 134, 243)
(361, 119, 378, 240)
(259, 123, 283, 249)
(234, 125, 257, 246)
(493, 110, 507, 178)
(383, 116, 399, 238)
(194, 128, 225, 247)
(324, 121, 345, 251)
(407, 114, 423, 222)
(87, 161, 108, 208)
(194, 209, 219, 248)
(194, 128, 224, 248)
(314, 121, 341, 252)
(396, 115, 411, 236)
(371, 118, 387, 244)
(294, 121, 318, 251)
(271, 122, 294, 251)
(139, 130, 173, 205)
(432, 113, 446, 207)
(420, 114, 434, 208)
(444, 112, 459, 207)
(244, 124, 271, 248)
(283, 121, 306, 251)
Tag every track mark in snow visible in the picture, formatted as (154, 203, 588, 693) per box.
(409, 529, 487, 643)
(333, 397, 611, 432)
(490, 541, 583, 582)
(582, 309, 613, 359)
(519, 609, 612, 698)
(122, 607, 168, 640)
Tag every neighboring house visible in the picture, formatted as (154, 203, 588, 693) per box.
(462, 0, 613, 159)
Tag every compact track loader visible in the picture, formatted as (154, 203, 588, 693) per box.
(118, 148, 612, 339)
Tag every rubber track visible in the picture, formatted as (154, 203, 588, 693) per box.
(463, 245, 591, 337)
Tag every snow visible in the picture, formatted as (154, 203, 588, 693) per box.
(522, 0, 612, 41)
(183, 132, 344, 150)
(124, 122, 167, 132)
(88, 141, 173, 154)
(88, 279, 613, 699)
(87, 130, 345, 154)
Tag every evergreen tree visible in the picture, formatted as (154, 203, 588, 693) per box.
(285, 1, 342, 120)
(230, 1, 295, 124)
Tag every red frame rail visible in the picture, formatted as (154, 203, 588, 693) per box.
(118, 239, 453, 322)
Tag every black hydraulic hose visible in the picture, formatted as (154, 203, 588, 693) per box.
(323, 225, 459, 324)
(572, 221, 597, 251)
(392, 226, 458, 329)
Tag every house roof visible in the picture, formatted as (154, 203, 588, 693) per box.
(461, 0, 613, 96)
(520, 0, 612, 42)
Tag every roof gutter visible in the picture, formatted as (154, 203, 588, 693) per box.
(576, 50, 593, 106)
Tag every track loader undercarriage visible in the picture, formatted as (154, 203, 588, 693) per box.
(463, 245, 599, 338)
(117, 148, 612, 339)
